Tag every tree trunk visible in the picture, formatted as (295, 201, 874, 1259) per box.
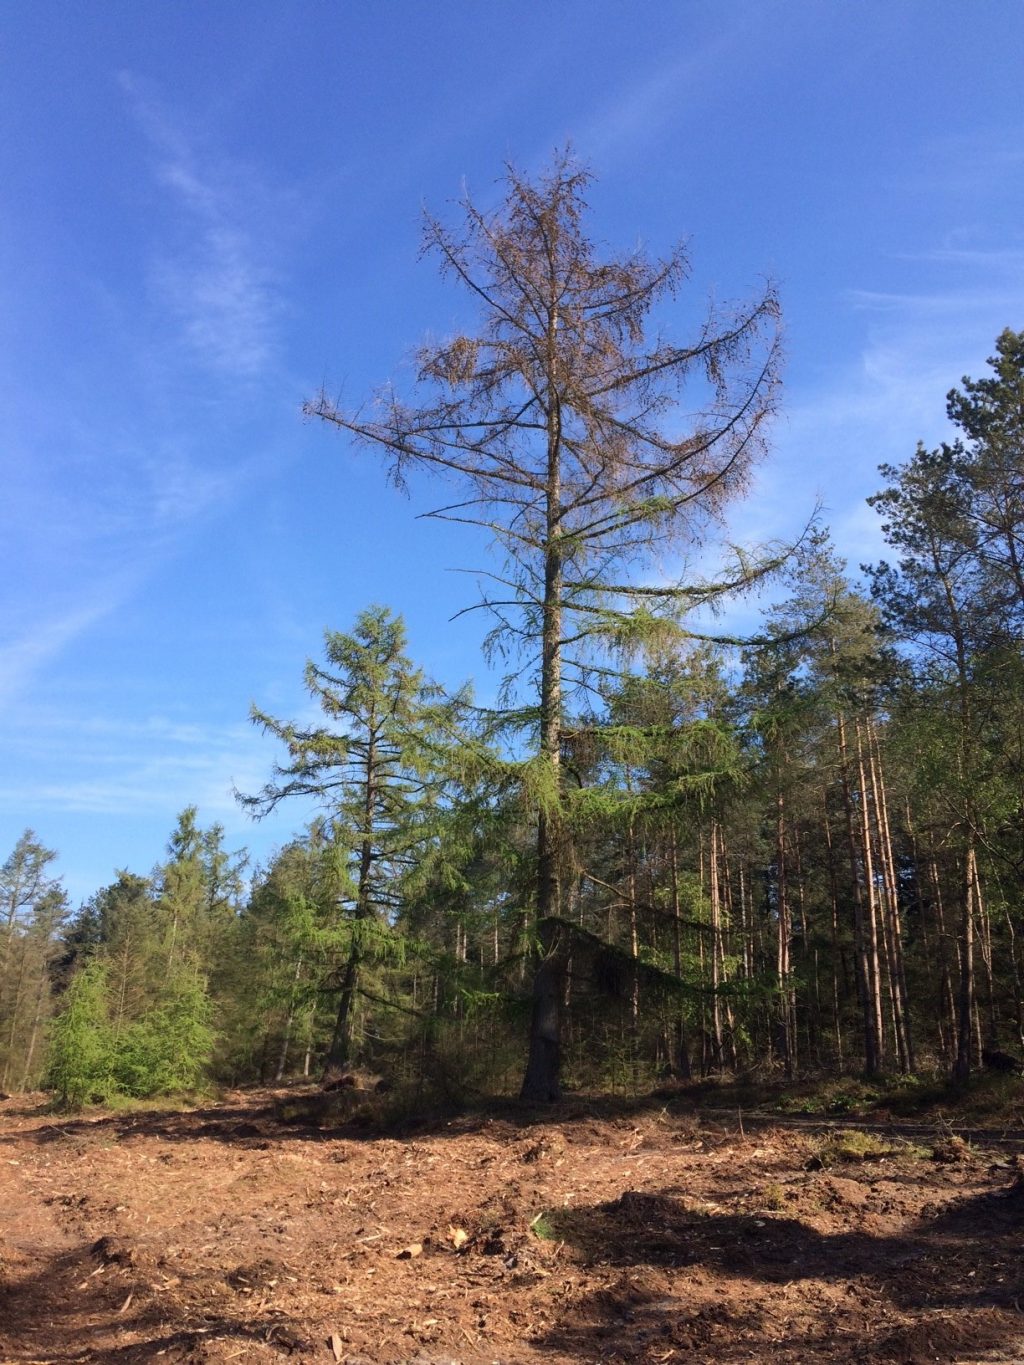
(867, 724, 913, 1072)
(775, 790, 795, 1078)
(719, 850, 739, 1069)
(953, 841, 977, 1085)
(1, 946, 27, 1090)
(927, 847, 958, 1063)
(709, 821, 724, 1069)
(627, 813, 641, 1051)
(838, 711, 882, 1077)
(323, 943, 361, 1084)
(275, 955, 304, 1083)
(668, 830, 692, 1079)
(521, 347, 565, 1104)
(20, 968, 48, 1091)
(520, 917, 566, 1102)
(971, 858, 997, 1044)
(324, 732, 377, 1085)
(822, 801, 846, 1069)
(854, 721, 886, 1071)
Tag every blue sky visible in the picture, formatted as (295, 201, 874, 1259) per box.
(3, 1, 1024, 905)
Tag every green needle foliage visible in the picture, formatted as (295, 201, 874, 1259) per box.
(46, 960, 115, 1108)
(114, 968, 215, 1097)
(46, 959, 215, 1110)
(242, 605, 472, 1082)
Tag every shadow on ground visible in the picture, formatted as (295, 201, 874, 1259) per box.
(2, 1075, 1022, 1154)
(533, 1180, 1024, 1362)
(0, 1240, 314, 1362)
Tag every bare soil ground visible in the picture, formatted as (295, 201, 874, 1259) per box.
(2, 1087, 1024, 1364)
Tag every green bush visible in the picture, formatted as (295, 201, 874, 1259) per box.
(46, 961, 116, 1108)
(114, 970, 214, 1096)
(47, 962, 215, 1108)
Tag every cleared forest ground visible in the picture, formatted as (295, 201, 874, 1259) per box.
(2, 1087, 1024, 1364)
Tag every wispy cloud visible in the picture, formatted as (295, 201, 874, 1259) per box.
(120, 72, 282, 379)
(892, 247, 1024, 273)
(1, 79, 295, 709)
(138, 441, 243, 529)
(570, 25, 744, 168)
(760, 257, 1024, 572)
(0, 712, 283, 819)
(154, 227, 279, 377)
(0, 708, 309, 899)
(0, 596, 124, 710)
(894, 126, 1024, 200)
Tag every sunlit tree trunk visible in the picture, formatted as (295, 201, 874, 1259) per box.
(837, 711, 882, 1077)
(822, 802, 846, 1070)
(867, 723, 913, 1071)
(775, 790, 795, 1078)
(522, 296, 568, 1104)
(709, 821, 724, 1069)
(668, 830, 692, 1079)
(954, 841, 978, 1085)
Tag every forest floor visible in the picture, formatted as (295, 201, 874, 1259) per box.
(2, 1084, 1024, 1364)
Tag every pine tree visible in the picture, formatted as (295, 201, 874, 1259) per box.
(865, 334, 1024, 1082)
(0, 832, 65, 1090)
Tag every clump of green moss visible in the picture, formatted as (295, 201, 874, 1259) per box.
(529, 1211, 557, 1240)
(810, 1128, 903, 1167)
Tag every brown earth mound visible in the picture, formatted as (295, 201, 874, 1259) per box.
(1, 1089, 1023, 1363)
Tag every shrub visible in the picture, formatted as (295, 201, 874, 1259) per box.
(114, 969, 215, 1097)
(46, 961, 116, 1108)
(46, 962, 215, 1108)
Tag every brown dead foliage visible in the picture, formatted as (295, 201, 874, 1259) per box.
(1, 1089, 1023, 1363)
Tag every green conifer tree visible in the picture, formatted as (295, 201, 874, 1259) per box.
(46, 960, 114, 1109)
(242, 606, 467, 1082)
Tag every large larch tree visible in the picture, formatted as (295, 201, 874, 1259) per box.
(307, 153, 782, 1100)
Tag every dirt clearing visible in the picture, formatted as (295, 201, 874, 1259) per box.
(2, 1089, 1023, 1363)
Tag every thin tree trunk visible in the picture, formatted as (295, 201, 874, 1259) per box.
(927, 848, 958, 1062)
(971, 857, 997, 1044)
(775, 790, 794, 1078)
(521, 335, 567, 1103)
(20, 967, 49, 1091)
(739, 863, 752, 981)
(719, 848, 738, 1069)
(303, 1009, 316, 1078)
(709, 821, 724, 1069)
(1003, 909, 1024, 1050)
(953, 841, 977, 1085)
(324, 726, 378, 1084)
(697, 832, 709, 1074)
(668, 830, 692, 1079)
(838, 711, 881, 1077)
(275, 955, 304, 1083)
(627, 814, 641, 1040)
(855, 720, 886, 1071)
(868, 722, 913, 1071)
(822, 801, 845, 1070)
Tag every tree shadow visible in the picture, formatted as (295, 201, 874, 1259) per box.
(3, 1082, 1021, 1156)
(0, 1233, 314, 1362)
(0, 1086, 705, 1152)
(532, 1181, 1024, 1362)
